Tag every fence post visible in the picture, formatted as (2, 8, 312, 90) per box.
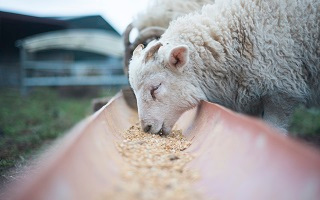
(20, 47, 28, 96)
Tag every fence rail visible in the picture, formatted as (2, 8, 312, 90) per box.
(23, 75, 128, 86)
(23, 61, 123, 70)
(21, 60, 128, 94)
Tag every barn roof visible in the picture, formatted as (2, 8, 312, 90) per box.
(0, 10, 121, 60)
(58, 15, 120, 36)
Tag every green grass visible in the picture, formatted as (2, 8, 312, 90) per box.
(288, 106, 320, 147)
(0, 87, 118, 177)
(289, 106, 320, 135)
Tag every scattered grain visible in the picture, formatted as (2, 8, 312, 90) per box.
(104, 123, 201, 200)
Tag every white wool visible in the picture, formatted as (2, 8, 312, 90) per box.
(132, 0, 214, 31)
(129, 0, 320, 134)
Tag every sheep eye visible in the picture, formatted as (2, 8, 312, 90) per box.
(150, 84, 161, 100)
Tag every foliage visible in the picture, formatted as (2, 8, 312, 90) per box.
(289, 106, 320, 136)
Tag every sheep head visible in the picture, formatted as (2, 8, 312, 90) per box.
(129, 40, 204, 135)
(123, 25, 165, 76)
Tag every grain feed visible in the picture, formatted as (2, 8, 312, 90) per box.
(103, 123, 201, 200)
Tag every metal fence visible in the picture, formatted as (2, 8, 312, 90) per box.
(17, 29, 128, 94)
(20, 59, 129, 94)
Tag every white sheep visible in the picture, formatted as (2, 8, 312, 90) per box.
(93, 0, 214, 112)
(129, 0, 320, 134)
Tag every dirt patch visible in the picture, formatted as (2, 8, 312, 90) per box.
(103, 123, 201, 200)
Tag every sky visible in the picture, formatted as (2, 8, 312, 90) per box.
(0, 0, 149, 34)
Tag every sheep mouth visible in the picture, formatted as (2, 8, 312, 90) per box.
(159, 123, 171, 136)
(157, 123, 165, 135)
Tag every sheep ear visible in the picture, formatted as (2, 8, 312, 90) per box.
(133, 44, 144, 57)
(144, 42, 163, 63)
(167, 45, 189, 70)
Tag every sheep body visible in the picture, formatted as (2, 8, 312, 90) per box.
(129, 0, 320, 133)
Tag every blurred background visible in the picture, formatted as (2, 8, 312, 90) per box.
(0, 0, 319, 188)
(0, 0, 148, 186)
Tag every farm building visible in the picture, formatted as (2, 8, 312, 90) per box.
(0, 11, 126, 90)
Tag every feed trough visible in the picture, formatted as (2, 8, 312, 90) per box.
(5, 90, 320, 200)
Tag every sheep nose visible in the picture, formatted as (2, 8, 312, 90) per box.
(143, 125, 152, 133)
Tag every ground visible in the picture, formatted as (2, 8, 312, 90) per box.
(0, 87, 118, 188)
(0, 87, 319, 189)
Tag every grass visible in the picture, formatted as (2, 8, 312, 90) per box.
(289, 106, 320, 147)
(0, 87, 118, 180)
(289, 106, 320, 135)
